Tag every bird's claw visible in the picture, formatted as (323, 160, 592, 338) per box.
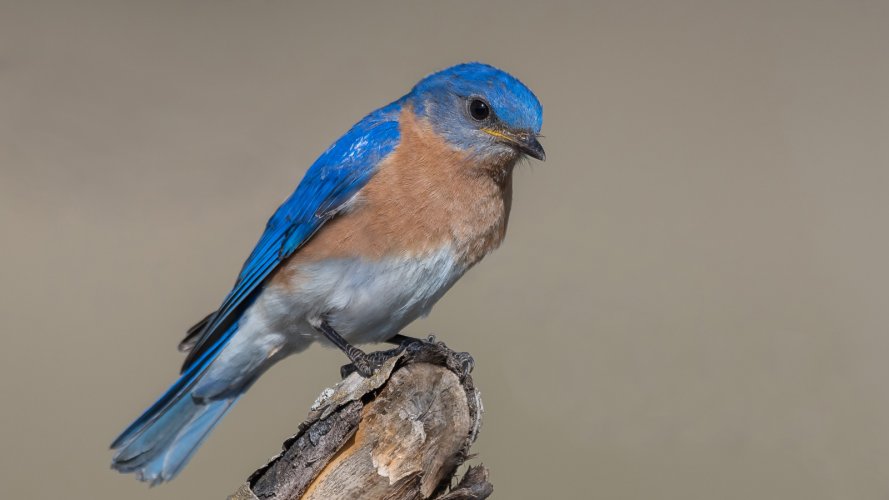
(340, 357, 378, 379)
(340, 336, 474, 380)
(340, 346, 405, 379)
(454, 351, 475, 377)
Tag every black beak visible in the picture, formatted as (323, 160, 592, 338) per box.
(517, 135, 546, 161)
(484, 128, 546, 161)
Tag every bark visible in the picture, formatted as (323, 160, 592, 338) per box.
(229, 340, 492, 500)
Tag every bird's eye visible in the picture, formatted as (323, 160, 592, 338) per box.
(468, 99, 490, 121)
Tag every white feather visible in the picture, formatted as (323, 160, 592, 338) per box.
(199, 246, 465, 393)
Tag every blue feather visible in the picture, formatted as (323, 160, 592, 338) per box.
(112, 394, 238, 485)
(111, 321, 240, 449)
(110, 321, 241, 484)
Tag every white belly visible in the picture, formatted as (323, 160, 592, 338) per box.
(253, 245, 466, 350)
(198, 246, 466, 396)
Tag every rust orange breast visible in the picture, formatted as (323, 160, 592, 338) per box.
(271, 107, 515, 287)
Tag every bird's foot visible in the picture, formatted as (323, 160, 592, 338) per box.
(340, 345, 405, 379)
(424, 335, 474, 379)
(399, 334, 475, 379)
(453, 350, 475, 377)
(339, 333, 475, 380)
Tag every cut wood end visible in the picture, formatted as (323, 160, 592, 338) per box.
(231, 340, 490, 500)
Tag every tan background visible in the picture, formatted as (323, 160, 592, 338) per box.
(2, 1, 889, 498)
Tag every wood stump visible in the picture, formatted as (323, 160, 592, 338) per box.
(229, 340, 492, 500)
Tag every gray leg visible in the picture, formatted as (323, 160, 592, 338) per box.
(318, 321, 416, 378)
(318, 320, 379, 378)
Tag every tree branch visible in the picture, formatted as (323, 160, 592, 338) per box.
(229, 340, 492, 500)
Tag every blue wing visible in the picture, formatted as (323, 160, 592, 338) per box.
(180, 99, 404, 371)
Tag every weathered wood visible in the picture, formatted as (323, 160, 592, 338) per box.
(229, 340, 491, 500)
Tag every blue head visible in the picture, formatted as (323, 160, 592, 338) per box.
(407, 63, 545, 162)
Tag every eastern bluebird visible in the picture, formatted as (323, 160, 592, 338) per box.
(110, 62, 545, 484)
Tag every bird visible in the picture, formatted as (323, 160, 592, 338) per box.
(110, 62, 545, 485)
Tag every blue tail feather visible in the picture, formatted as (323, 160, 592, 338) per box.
(112, 396, 238, 484)
(111, 323, 240, 484)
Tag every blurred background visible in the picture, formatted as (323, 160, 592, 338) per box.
(2, 1, 889, 498)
